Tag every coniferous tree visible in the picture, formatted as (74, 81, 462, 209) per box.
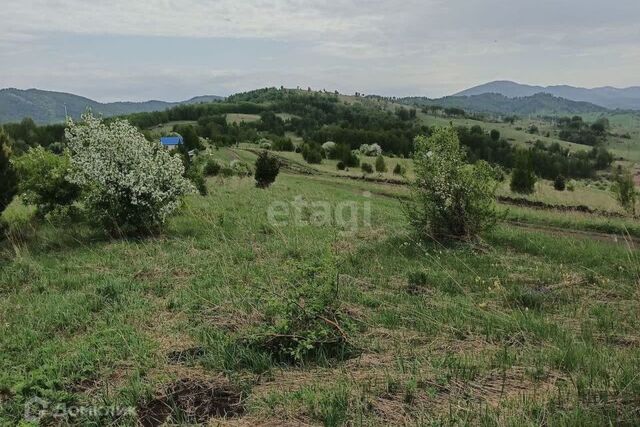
(254, 151, 280, 188)
(510, 149, 537, 194)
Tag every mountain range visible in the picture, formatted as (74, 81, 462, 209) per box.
(401, 92, 609, 116)
(454, 81, 640, 110)
(2, 80, 639, 125)
(0, 88, 223, 124)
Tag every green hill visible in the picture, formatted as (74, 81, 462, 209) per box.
(0, 88, 223, 124)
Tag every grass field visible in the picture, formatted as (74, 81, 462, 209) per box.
(147, 120, 198, 138)
(226, 114, 261, 125)
(2, 160, 640, 425)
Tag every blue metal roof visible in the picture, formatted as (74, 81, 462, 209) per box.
(160, 136, 183, 146)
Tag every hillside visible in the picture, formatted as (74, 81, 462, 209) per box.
(455, 81, 640, 110)
(0, 88, 223, 124)
(401, 93, 608, 116)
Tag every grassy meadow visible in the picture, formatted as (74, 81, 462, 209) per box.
(2, 161, 640, 425)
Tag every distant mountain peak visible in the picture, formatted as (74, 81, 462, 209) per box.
(454, 81, 640, 110)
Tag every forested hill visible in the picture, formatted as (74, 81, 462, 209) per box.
(3, 87, 614, 182)
(0, 88, 223, 124)
(401, 93, 609, 116)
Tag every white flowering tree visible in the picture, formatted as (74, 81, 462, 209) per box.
(405, 127, 498, 239)
(359, 143, 382, 157)
(65, 113, 195, 234)
(322, 141, 336, 154)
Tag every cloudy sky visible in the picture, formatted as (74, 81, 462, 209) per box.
(2, 0, 639, 102)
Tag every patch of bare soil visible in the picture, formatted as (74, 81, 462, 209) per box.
(137, 378, 245, 427)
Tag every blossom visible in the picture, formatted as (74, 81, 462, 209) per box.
(65, 112, 195, 232)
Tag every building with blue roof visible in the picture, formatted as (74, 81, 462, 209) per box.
(160, 135, 183, 150)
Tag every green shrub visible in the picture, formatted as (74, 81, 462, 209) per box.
(375, 155, 387, 173)
(510, 149, 537, 194)
(302, 143, 323, 164)
(330, 144, 359, 167)
(612, 169, 637, 215)
(405, 127, 498, 239)
(554, 174, 566, 191)
(244, 264, 356, 364)
(336, 161, 346, 171)
(13, 147, 81, 217)
(259, 138, 272, 150)
(272, 137, 294, 151)
(361, 163, 373, 174)
(344, 150, 360, 168)
(203, 158, 222, 176)
(254, 151, 280, 188)
(220, 166, 234, 177)
(0, 218, 7, 241)
(186, 168, 208, 196)
(0, 129, 17, 215)
(230, 160, 253, 177)
(393, 163, 404, 175)
(406, 270, 429, 294)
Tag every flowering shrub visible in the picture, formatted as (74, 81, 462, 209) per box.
(405, 127, 498, 239)
(65, 113, 195, 234)
(322, 141, 336, 155)
(359, 143, 382, 157)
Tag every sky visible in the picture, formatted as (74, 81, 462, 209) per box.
(2, 0, 639, 102)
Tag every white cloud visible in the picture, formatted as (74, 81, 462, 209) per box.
(2, 0, 639, 99)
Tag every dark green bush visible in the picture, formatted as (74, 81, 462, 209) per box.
(12, 147, 80, 217)
(361, 163, 373, 174)
(272, 137, 294, 151)
(336, 161, 346, 171)
(254, 151, 280, 188)
(375, 155, 387, 172)
(302, 143, 323, 164)
(186, 168, 208, 196)
(554, 174, 566, 191)
(406, 270, 429, 294)
(0, 129, 17, 215)
(220, 166, 234, 177)
(510, 149, 537, 194)
(203, 158, 221, 176)
(393, 163, 404, 175)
